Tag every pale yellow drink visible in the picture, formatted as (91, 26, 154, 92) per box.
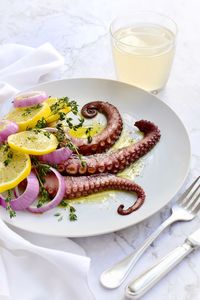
(112, 24, 175, 92)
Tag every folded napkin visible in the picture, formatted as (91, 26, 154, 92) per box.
(0, 43, 94, 300)
(0, 43, 64, 103)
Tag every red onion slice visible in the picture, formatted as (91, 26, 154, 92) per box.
(38, 147, 72, 164)
(0, 172, 39, 210)
(27, 167, 65, 213)
(14, 185, 20, 198)
(0, 120, 19, 143)
(13, 91, 48, 108)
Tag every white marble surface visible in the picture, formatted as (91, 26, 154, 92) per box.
(1, 0, 200, 299)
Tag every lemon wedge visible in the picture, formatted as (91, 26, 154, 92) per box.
(45, 97, 71, 123)
(8, 130, 58, 155)
(0, 144, 31, 193)
(6, 102, 51, 131)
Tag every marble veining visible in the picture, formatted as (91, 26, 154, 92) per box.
(1, 0, 200, 299)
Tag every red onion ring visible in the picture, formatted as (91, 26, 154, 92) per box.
(38, 147, 72, 164)
(13, 91, 48, 108)
(0, 172, 39, 210)
(0, 120, 19, 143)
(13, 185, 20, 198)
(27, 167, 65, 213)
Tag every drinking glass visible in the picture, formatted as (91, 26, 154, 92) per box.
(110, 11, 177, 93)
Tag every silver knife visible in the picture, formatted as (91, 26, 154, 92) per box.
(125, 227, 200, 299)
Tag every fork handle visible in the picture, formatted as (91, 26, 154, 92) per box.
(100, 214, 178, 289)
(126, 241, 194, 299)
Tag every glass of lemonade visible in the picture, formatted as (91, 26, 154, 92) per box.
(110, 11, 177, 93)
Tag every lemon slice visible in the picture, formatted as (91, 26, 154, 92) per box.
(8, 130, 58, 155)
(45, 97, 71, 123)
(6, 102, 51, 131)
(0, 144, 31, 193)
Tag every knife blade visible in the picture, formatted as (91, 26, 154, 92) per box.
(126, 227, 200, 299)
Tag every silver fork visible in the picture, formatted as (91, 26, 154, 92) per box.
(100, 176, 200, 289)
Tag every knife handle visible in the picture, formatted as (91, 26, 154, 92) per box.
(125, 241, 194, 299)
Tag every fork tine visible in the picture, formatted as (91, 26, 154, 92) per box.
(184, 184, 200, 209)
(187, 190, 200, 211)
(192, 201, 200, 214)
(177, 176, 200, 206)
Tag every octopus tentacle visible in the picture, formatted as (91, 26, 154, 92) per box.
(44, 173, 145, 215)
(58, 120, 161, 176)
(66, 101, 123, 155)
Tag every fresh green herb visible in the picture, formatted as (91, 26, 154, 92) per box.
(35, 117, 47, 129)
(65, 139, 79, 153)
(58, 111, 66, 121)
(5, 190, 16, 218)
(22, 104, 42, 117)
(69, 205, 77, 221)
(78, 154, 87, 168)
(3, 144, 9, 152)
(54, 213, 63, 222)
(3, 145, 13, 166)
(68, 100, 79, 115)
(43, 131, 51, 139)
(26, 136, 37, 142)
(29, 128, 51, 139)
(54, 212, 61, 217)
(31, 157, 51, 207)
(54, 124, 87, 168)
(54, 212, 63, 222)
(50, 97, 70, 114)
(85, 127, 93, 144)
(60, 200, 68, 207)
(31, 157, 50, 184)
(50, 97, 79, 116)
(57, 112, 84, 132)
(63, 138, 86, 168)
(36, 186, 50, 208)
(55, 123, 66, 143)
(65, 116, 84, 131)
(50, 97, 84, 131)
(59, 201, 78, 222)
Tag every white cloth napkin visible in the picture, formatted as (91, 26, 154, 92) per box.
(0, 43, 94, 300)
(0, 43, 64, 103)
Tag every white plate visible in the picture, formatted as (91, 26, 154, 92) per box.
(0, 78, 191, 237)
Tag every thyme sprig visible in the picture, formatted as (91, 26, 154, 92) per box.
(55, 123, 86, 167)
(35, 117, 47, 129)
(31, 157, 51, 207)
(59, 201, 78, 222)
(22, 104, 42, 117)
(3, 145, 13, 166)
(50, 97, 69, 114)
(85, 127, 93, 144)
(5, 190, 16, 218)
(69, 206, 77, 221)
(37, 186, 50, 208)
(50, 97, 79, 116)
(58, 112, 85, 132)
(50, 96, 84, 132)
(54, 212, 63, 222)
(26, 127, 51, 139)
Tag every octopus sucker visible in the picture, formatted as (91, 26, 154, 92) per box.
(66, 101, 123, 155)
(44, 173, 145, 215)
(58, 120, 161, 176)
